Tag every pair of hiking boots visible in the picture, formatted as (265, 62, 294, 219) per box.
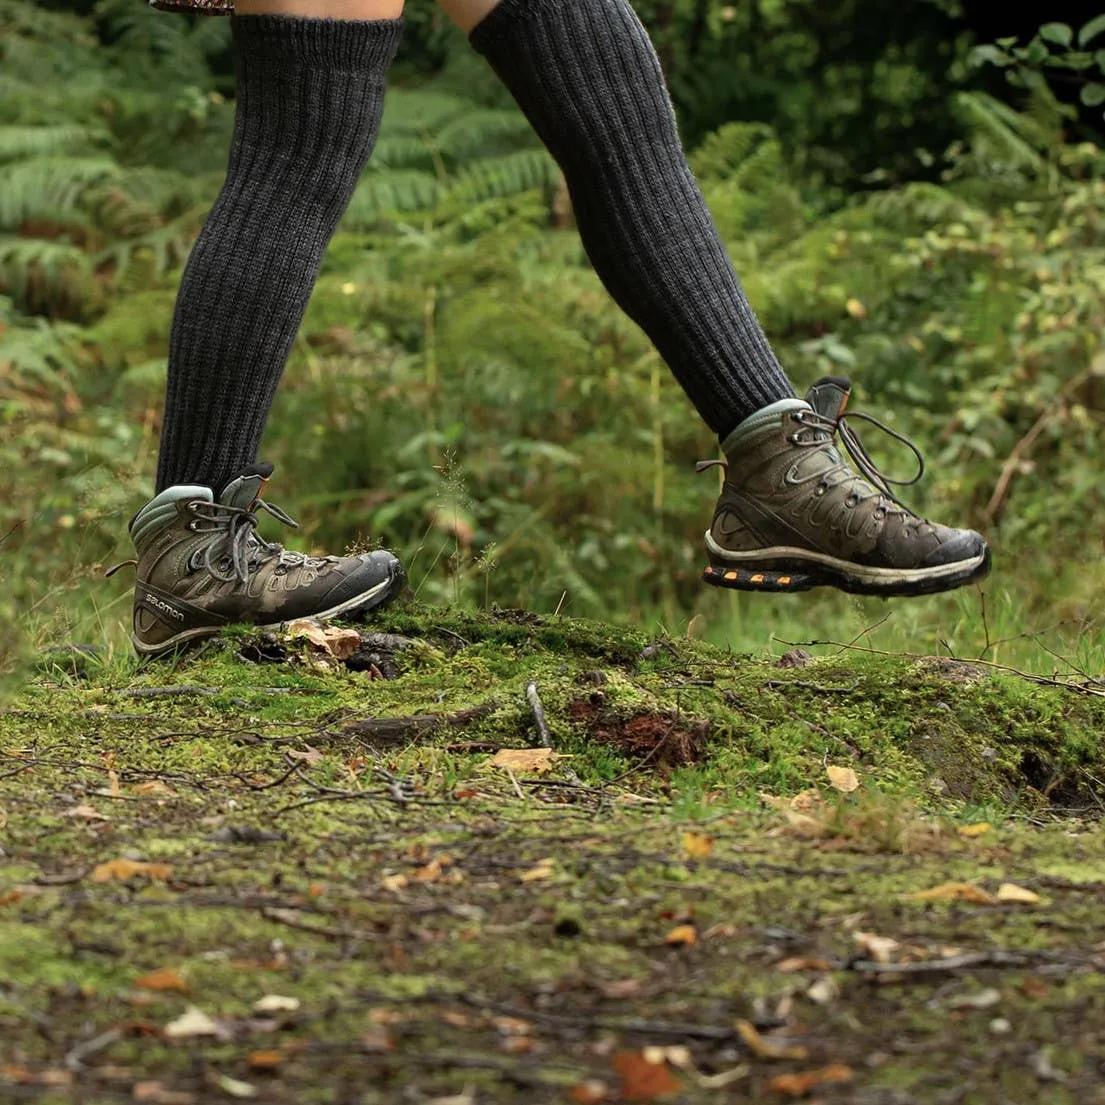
(124, 377, 990, 656)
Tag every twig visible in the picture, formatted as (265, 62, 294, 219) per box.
(850, 950, 1046, 976)
(64, 1027, 123, 1071)
(338, 703, 495, 743)
(986, 368, 1092, 523)
(525, 681, 552, 748)
(261, 906, 352, 940)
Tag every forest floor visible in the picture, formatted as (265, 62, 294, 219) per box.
(2, 604, 1104, 1105)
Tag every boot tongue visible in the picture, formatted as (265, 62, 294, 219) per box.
(805, 376, 852, 421)
(218, 463, 275, 510)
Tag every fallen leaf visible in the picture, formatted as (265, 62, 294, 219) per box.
(845, 297, 867, 319)
(412, 856, 451, 883)
(826, 765, 860, 793)
(682, 832, 714, 859)
(597, 978, 642, 999)
(131, 780, 177, 797)
(285, 748, 325, 767)
(903, 882, 997, 904)
(134, 968, 189, 994)
(285, 620, 362, 660)
(767, 1063, 853, 1096)
(213, 1074, 256, 1099)
(642, 1046, 692, 1069)
(246, 1050, 282, 1070)
(996, 883, 1041, 904)
(853, 932, 900, 964)
(805, 976, 839, 1006)
(64, 804, 108, 821)
(164, 1006, 219, 1039)
(520, 860, 555, 883)
(1021, 976, 1051, 1000)
(92, 859, 173, 884)
(490, 747, 560, 774)
(958, 822, 992, 838)
(361, 1027, 394, 1052)
(734, 1020, 808, 1061)
(253, 995, 300, 1014)
(381, 873, 408, 892)
(569, 1079, 608, 1104)
(133, 1081, 196, 1104)
(492, 1015, 533, 1036)
(612, 1050, 683, 1101)
(950, 987, 1001, 1010)
(664, 924, 697, 947)
(0, 890, 22, 906)
(776, 957, 832, 973)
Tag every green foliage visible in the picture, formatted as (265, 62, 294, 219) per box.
(3, 0, 1105, 684)
(970, 13, 1105, 123)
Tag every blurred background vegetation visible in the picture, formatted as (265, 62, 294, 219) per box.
(3, 0, 1105, 686)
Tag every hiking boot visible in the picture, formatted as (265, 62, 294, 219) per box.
(699, 377, 990, 596)
(122, 463, 405, 656)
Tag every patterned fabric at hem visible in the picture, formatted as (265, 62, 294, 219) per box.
(149, 0, 234, 14)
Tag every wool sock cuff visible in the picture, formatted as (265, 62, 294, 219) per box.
(231, 13, 404, 69)
(468, 0, 552, 51)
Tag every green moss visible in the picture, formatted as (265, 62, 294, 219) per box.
(3, 606, 1105, 1103)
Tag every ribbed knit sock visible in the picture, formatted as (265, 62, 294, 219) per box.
(470, 0, 794, 440)
(155, 15, 403, 494)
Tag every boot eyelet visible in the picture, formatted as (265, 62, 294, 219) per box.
(845, 494, 859, 508)
(815, 484, 827, 496)
(188, 521, 199, 531)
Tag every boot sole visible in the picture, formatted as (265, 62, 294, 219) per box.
(702, 532, 991, 597)
(132, 564, 406, 658)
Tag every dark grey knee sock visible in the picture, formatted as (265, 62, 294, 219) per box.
(470, 0, 794, 439)
(156, 15, 403, 494)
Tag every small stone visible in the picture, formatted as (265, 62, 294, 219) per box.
(989, 1017, 1012, 1034)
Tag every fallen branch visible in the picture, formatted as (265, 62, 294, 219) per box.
(337, 703, 495, 743)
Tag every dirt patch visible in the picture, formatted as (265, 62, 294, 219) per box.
(570, 697, 709, 767)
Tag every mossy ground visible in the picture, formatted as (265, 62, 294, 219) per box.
(2, 605, 1105, 1104)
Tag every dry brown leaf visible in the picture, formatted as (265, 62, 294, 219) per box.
(958, 822, 992, 838)
(826, 765, 860, 793)
(163, 1006, 219, 1039)
(92, 859, 173, 884)
(996, 882, 1041, 904)
(132, 780, 177, 797)
(490, 747, 560, 774)
(412, 856, 451, 883)
(767, 1063, 854, 1097)
(381, 873, 408, 892)
(682, 832, 714, 859)
(612, 1050, 683, 1101)
(213, 1074, 256, 1099)
(285, 620, 362, 660)
(569, 1079, 608, 1104)
(776, 957, 832, 973)
(132, 1081, 196, 1104)
(853, 932, 900, 964)
(286, 748, 325, 767)
(597, 978, 642, 999)
(253, 994, 300, 1014)
(246, 1050, 283, 1071)
(63, 804, 108, 821)
(734, 1020, 808, 1061)
(520, 860, 555, 883)
(134, 967, 189, 994)
(360, 1026, 394, 1052)
(805, 976, 839, 1006)
(903, 881, 997, 904)
(664, 924, 697, 947)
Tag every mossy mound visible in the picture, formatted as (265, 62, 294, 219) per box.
(3, 605, 1104, 1103)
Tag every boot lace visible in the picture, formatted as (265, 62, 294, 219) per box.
(187, 498, 322, 584)
(698, 407, 926, 516)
